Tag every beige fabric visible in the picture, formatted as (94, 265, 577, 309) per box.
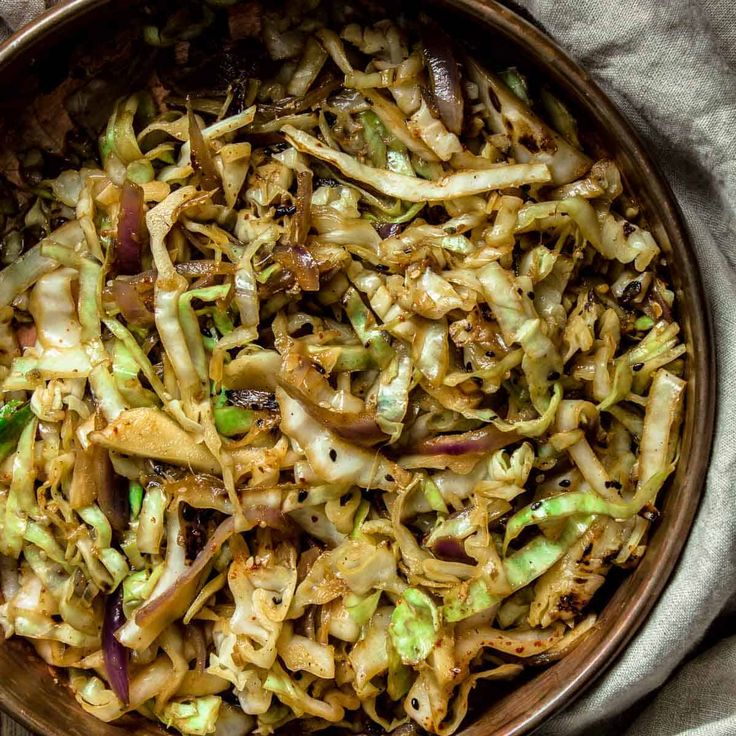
(0, 715, 26, 736)
(1, 1, 734, 735)
(0, 0, 45, 39)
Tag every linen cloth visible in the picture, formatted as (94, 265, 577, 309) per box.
(0, 1, 734, 735)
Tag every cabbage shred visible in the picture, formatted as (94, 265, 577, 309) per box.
(0, 2, 686, 735)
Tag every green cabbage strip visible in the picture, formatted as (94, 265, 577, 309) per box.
(283, 126, 551, 202)
(41, 242, 126, 420)
(389, 588, 441, 665)
(443, 516, 594, 622)
(466, 58, 590, 185)
(103, 317, 194, 431)
(78, 504, 130, 590)
(213, 406, 254, 437)
(503, 367, 684, 553)
(375, 344, 413, 441)
(23, 521, 71, 573)
(146, 187, 205, 413)
(1, 416, 39, 558)
(178, 284, 232, 382)
(0, 400, 33, 462)
(359, 109, 415, 177)
(305, 344, 377, 372)
(598, 321, 685, 411)
(343, 287, 394, 369)
(112, 340, 158, 408)
(161, 696, 222, 736)
(0, 220, 84, 308)
(478, 261, 562, 414)
(515, 197, 659, 271)
(503, 468, 671, 554)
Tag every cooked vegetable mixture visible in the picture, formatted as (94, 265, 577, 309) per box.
(0, 1, 686, 734)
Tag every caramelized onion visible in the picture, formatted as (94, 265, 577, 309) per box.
(273, 243, 320, 292)
(410, 425, 517, 456)
(111, 276, 155, 327)
(291, 169, 313, 246)
(420, 17, 465, 135)
(102, 586, 129, 705)
(279, 380, 387, 446)
(374, 222, 403, 240)
(114, 181, 146, 276)
(432, 538, 473, 563)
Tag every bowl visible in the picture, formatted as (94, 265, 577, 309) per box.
(0, 1, 715, 735)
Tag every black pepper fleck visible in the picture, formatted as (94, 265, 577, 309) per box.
(531, 501, 542, 510)
(411, 698, 419, 710)
(559, 479, 572, 488)
(329, 448, 338, 461)
(272, 596, 282, 605)
(633, 362, 644, 372)
(385, 473, 394, 482)
(547, 371, 561, 381)
(297, 490, 308, 503)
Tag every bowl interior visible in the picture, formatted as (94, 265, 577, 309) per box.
(0, 1, 714, 735)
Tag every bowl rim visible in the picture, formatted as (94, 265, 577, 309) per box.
(0, 1, 716, 735)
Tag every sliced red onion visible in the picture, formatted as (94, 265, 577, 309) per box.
(114, 181, 146, 276)
(111, 277, 155, 328)
(431, 537, 473, 564)
(97, 447, 130, 535)
(421, 18, 465, 135)
(135, 517, 235, 629)
(102, 586, 129, 705)
(374, 222, 403, 240)
(410, 425, 517, 457)
(15, 323, 37, 349)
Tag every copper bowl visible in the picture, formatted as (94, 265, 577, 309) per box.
(0, 1, 715, 735)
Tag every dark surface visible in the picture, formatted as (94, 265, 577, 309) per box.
(0, 1, 716, 735)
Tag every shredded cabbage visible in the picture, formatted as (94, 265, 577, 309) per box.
(0, 5, 687, 736)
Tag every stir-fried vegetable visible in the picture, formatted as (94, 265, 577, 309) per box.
(0, 2, 687, 735)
